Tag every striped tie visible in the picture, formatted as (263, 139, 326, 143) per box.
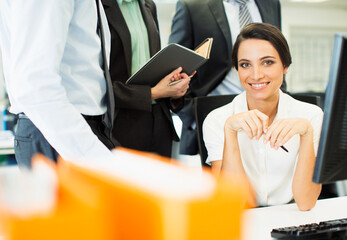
(235, 0, 252, 29)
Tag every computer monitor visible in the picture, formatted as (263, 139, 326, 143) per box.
(313, 33, 347, 184)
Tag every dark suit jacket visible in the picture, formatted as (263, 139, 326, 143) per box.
(168, 0, 284, 154)
(102, 0, 182, 157)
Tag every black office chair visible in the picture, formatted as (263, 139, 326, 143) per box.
(290, 93, 321, 108)
(194, 93, 321, 168)
(194, 94, 237, 167)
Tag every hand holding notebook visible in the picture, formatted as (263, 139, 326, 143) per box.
(126, 38, 213, 87)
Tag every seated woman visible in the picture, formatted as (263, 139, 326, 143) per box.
(203, 23, 323, 211)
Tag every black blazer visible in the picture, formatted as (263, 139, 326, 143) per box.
(101, 0, 182, 156)
(168, 0, 283, 154)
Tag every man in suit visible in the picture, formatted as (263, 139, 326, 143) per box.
(101, 0, 191, 157)
(169, 0, 285, 155)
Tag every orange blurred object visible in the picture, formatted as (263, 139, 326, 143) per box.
(0, 148, 248, 240)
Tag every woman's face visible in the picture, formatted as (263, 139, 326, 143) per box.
(237, 39, 288, 102)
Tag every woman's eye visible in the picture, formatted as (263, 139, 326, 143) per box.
(240, 62, 250, 68)
(263, 60, 274, 66)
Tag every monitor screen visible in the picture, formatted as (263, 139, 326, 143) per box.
(313, 33, 347, 184)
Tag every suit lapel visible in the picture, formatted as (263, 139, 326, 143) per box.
(102, 0, 132, 76)
(138, 0, 161, 56)
(255, 0, 267, 23)
(208, 0, 232, 56)
(255, 0, 278, 28)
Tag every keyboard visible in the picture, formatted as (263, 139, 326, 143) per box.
(271, 218, 347, 239)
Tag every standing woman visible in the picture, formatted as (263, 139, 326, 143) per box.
(101, 0, 192, 157)
(203, 23, 323, 210)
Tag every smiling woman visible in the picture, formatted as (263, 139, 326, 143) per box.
(236, 39, 288, 108)
(202, 23, 324, 210)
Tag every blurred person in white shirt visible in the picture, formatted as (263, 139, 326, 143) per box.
(0, 0, 119, 168)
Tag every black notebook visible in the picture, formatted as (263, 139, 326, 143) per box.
(126, 38, 213, 87)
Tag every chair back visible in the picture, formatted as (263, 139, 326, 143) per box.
(194, 94, 237, 167)
(290, 93, 321, 107)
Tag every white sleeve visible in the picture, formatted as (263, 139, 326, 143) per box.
(9, 0, 113, 162)
(311, 108, 324, 156)
(202, 109, 226, 165)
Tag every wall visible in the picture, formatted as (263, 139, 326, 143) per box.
(281, 4, 347, 37)
(281, 2, 347, 92)
(156, 2, 177, 47)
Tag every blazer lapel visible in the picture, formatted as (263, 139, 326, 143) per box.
(102, 0, 132, 76)
(139, 0, 177, 137)
(138, 0, 161, 56)
(208, 0, 232, 56)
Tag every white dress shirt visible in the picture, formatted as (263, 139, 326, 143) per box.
(0, 0, 114, 162)
(203, 91, 323, 206)
(209, 0, 262, 96)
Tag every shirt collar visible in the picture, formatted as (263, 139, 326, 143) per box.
(275, 89, 288, 120)
(236, 90, 287, 119)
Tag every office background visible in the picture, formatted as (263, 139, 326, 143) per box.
(1, 0, 347, 110)
(0, 0, 347, 162)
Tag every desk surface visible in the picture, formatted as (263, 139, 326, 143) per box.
(242, 196, 347, 240)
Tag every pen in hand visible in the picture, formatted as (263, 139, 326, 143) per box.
(280, 145, 288, 153)
(263, 130, 288, 153)
(167, 74, 194, 86)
